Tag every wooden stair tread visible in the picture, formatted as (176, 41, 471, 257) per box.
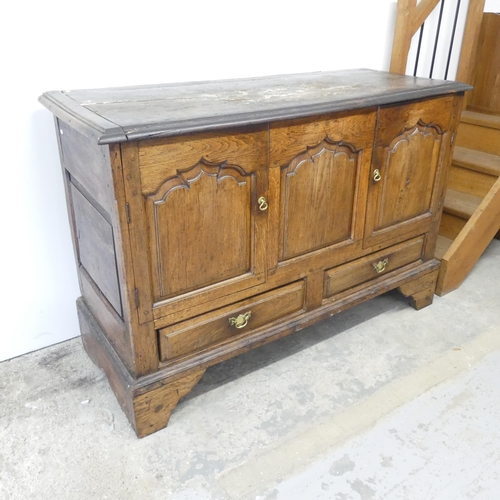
(461, 110, 500, 131)
(453, 146, 500, 177)
(437, 177, 500, 296)
(443, 189, 482, 219)
(435, 235, 453, 260)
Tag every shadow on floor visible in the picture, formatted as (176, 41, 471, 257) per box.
(184, 289, 409, 402)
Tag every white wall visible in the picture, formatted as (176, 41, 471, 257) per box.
(4, 0, 477, 361)
(485, 0, 500, 11)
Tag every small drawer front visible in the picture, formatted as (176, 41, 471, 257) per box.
(324, 236, 425, 298)
(159, 281, 305, 361)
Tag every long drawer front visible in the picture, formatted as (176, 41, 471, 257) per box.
(324, 236, 425, 299)
(159, 281, 306, 361)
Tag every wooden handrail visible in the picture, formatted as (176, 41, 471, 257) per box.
(390, 0, 486, 80)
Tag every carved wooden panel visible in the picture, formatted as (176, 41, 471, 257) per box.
(364, 98, 454, 249)
(268, 110, 375, 271)
(377, 120, 443, 229)
(138, 128, 268, 195)
(279, 139, 360, 260)
(146, 158, 256, 301)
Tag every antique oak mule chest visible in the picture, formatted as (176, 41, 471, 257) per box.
(40, 70, 469, 437)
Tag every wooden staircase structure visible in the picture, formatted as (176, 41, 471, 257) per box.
(391, 0, 500, 296)
(436, 110, 500, 294)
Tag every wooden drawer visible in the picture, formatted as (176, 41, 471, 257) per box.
(159, 281, 305, 361)
(324, 236, 425, 298)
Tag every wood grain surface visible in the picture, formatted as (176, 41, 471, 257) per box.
(270, 110, 375, 266)
(39, 69, 470, 144)
(467, 13, 500, 114)
(138, 128, 268, 195)
(159, 281, 305, 361)
(45, 70, 464, 437)
(71, 184, 122, 315)
(364, 97, 455, 249)
(324, 236, 424, 298)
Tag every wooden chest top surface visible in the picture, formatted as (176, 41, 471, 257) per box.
(39, 69, 470, 144)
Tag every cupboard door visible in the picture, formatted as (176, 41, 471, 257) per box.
(269, 110, 376, 267)
(135, 129, 268, 313)
(364, 97, 455, 249)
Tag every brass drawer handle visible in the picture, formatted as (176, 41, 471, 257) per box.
(373, 169, 381, 182)
(373, 258, 389, 273)
(258, 196, 268, 211)
(228, 311, 252, 329)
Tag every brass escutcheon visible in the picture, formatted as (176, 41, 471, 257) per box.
(258, 196, 268, 211)
(373, 169, 382, 182)
(228, 311, 252, 329)
(372, 258, 389, 273)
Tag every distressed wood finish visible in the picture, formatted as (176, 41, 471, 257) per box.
(364, 97, 455, 249)
(147, 160, 252, 299)
(138, 128, 267, 195)
(270, 110, 376, 264)
(324, 236, 424, 299)
(398, 267, 440, 310)
(140, 131, 268, 307)
(132, 368, 206, 438)
(58, 121, 115, 215)
(79, 297, 205, 438)
(159, 281, 305, 361)
(78, 257, 440, 438)
(40, 69, 469, 144)
(71, 184, 122, 315)
(279, 140, 359, 259)
(55, 119, 148, 374)
(40, 70, 465, 437)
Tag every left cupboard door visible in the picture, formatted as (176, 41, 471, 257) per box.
(122, 128, 269, 319)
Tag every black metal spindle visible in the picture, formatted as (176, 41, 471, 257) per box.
(414, 23, 425, 76)
(444, 0, 462, 79)
(429, 0, 446, 78)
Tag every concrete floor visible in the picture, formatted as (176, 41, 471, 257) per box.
(1, 240, 500, 500)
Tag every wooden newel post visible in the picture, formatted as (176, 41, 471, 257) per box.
(390, 0, 416, 74)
